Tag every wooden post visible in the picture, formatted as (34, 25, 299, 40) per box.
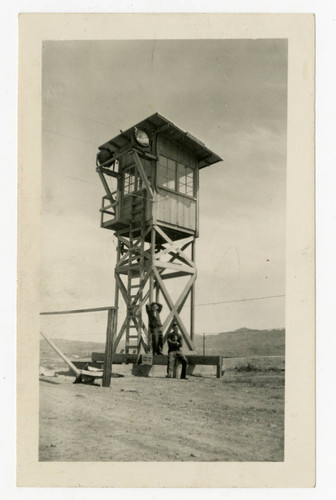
(203, 333, 205, 356)
(216, 356, 223, 378)
(102, 308, 114, 387)
(113, 240, 121, 353)
(190, 241, 196, 343)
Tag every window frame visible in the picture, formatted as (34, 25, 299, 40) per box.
(122, 164, 146, 197)
(157, 154, 196, 199)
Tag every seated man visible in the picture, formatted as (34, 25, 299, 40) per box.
(166, 322, 188, 379)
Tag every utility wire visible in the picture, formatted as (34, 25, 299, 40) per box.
(41, 294, 285, 317)
(192, 294, 285, 307)
(42, 127, 98, 146)
(44, 103, 120, 133)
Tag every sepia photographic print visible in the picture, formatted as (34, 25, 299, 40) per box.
(17, 14, 315, 487)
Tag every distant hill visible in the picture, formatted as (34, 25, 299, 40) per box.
(40, 328, 285, 368)
(194, 328, 285, 357)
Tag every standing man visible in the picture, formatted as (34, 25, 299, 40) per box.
(145, 302, 164, 355)
(166, 322, 188, 379)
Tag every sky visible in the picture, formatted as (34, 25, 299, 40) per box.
(41, 39, 287, 341)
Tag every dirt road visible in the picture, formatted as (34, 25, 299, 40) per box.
(39, 369, 284, 462)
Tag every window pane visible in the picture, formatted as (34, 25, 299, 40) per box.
(177, 162, 193, 195)
(158, 175, 167, 187)
(159, 155, 167, 167)
(168, 168, 175, 180)
(168, 158, 175, 171)
(158, 164, 167, 176)
(167, 179, 175, 190)
(124, 168, 135, 195)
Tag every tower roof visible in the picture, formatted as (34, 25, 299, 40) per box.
(98, 113, 223, 169)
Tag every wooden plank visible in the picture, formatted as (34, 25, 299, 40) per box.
(40, 306, 116, 316)
(154, 228, 195, 268)
(160, 271, 190, 280)
(40, 331, 80, 376)
(99, 167, 121, 179)
(132, 150, 154, 199)
(155, 261, 195, 274)
(133, 147, 158, 160)
(92, 352, 221, 366)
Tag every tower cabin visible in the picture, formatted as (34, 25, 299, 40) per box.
(97, 113, 222, 241)
(96, 113, 222, 357)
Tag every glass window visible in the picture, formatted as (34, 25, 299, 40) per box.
(177, 163, 194, 196)
(158, 155, 194, 197)
(158, 155, 176, 190)
(123, 167, 135, 195)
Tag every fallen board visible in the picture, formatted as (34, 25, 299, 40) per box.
(40, 331, 103, 382)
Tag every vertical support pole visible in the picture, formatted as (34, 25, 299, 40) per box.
(113, 239, 121, 353)
(155, 280, 160, 303)
(149, 228, 155, 303)
(148, 228, 156, 351)
(190, 240, 196, 343)
(102, 308, 114, 388)
(217, 356, 223, 378)
(203, 333, 205, 356)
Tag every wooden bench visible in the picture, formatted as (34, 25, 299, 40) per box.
(91, 352, 224, 378)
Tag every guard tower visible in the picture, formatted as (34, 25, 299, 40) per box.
(96, 113, 222, 356)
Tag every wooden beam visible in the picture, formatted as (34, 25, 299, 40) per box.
(99, 167, 121, 179)
(190, 241, 196, 342)
(132, 150, 154, 199)
(93, 352, 223, 366)
(161, 274, 196, 332)
(113, 317, 128, 352)
(155, 261, 196, 274)
(152, 267, 194, 350)
(40, 306, 116, 315)
(40, 331, 80, 376)
(160, 271, 191, 280)
(102, 309, 114, 387)
(154, 226, 195, 268)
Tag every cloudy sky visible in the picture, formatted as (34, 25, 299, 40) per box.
(41, 39, 287, 341)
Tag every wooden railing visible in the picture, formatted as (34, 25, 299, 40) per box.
(100, 192, 118, 226)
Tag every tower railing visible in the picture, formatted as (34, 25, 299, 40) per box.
(100, 192, 118, 226)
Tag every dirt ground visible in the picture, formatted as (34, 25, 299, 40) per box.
(39, 367, 284, 462)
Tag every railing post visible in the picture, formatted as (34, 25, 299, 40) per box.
(102, 308, 114, 387)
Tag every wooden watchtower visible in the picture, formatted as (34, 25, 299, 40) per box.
(96, 113, 222, 356)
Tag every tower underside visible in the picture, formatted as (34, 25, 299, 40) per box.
(113, 210, 196, 356)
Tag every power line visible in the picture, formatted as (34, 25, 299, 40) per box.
(44, 103, 120, 133)
(40, 294, 285, 318)
(191, 294, 285, 307)
(42, 127, 98, 146)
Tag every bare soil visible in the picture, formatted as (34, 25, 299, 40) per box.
(39, 368, 284, 462)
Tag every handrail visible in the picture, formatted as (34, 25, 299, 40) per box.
(40, 306, 117, 315)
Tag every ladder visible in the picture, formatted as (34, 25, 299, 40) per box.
(125, 192, 146, 357)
